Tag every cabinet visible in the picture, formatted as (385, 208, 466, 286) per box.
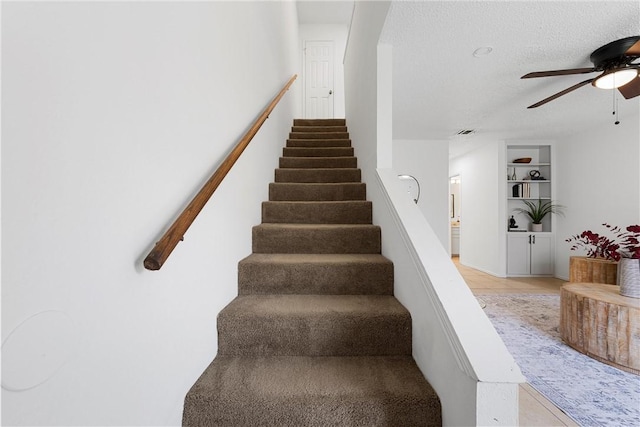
(506, 143, 555, 276)
(451, 226, 460, 255)
(507, 233, 554, 276)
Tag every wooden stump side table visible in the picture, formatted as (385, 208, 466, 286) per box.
(569, 256, 618, 284)
(560, 283, 640, 375)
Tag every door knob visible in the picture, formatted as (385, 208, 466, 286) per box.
(329, 90, 333, 95)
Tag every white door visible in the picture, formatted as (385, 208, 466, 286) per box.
(530, 233, 554, 275)
(507, 234, 531, 276)
(305, 41, 334, 119)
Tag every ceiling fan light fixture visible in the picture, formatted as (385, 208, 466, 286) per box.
(593, 68, 638, 89)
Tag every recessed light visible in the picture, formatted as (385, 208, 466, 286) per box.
(473, 47, 493, 57)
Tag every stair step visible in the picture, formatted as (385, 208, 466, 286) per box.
(183, 118, 442, 426)
(289, 132, 349, 140)
(279, 157, 357, 168)
(238, 253, 393, 295)
(217, 295, 411, 356)
(283, 147, 354, 157)
(252, 224, 380, 254)
(286, 139, 352, 147)
(294, 118, 346, 126)
(183, 355, 441, 427)
(269, 183, 366, 201)
(274, 168, 361, 183)
(291, 126, 348, 133)
(262, 201, 372, 224)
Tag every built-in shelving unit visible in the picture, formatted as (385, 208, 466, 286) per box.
(505, 143, 555, 276)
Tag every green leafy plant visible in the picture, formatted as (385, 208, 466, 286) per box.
(513, 199, 565, 224)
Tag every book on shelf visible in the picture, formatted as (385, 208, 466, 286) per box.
(511, 182, 531, 198)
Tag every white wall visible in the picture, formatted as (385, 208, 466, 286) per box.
(1, 2, 300, 425)
(299, 24, 348, 118)
(393, 139, 450, 250)
(343, 0, 390, 180)
(345, 3, 522, 425)
(555, 112, 640, 279)
(450, 140, 506, 277)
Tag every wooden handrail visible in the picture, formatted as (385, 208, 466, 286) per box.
(144, 74, 297, 270)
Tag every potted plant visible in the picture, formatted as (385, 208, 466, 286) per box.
(513, 199, 565, 232)
(566, 224, 640, 297)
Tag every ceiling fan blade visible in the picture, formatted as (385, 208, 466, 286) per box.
(521, 68, 596, 79)
(625, 39, 640, 56)
(527, 78, 594, 108)
(618, 75, 640, 99)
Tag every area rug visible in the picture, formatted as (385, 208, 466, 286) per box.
(479, 294, 640, 427)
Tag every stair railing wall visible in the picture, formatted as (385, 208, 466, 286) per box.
(374, 168, 526, 426)
(143, 74, 297, 271)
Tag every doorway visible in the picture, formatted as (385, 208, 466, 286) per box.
(304, 40, 334, 119)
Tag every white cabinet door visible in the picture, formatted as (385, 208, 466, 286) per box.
(507, 234, 530, 275)
(530, 233, 554, 275)
(508, 233, 554, 276)
(451, 227, 460, 255)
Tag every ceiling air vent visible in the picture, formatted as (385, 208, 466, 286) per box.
(455, 129, 475, 135)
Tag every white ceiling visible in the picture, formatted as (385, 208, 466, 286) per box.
(297, 0, 354, 25)
(298, 1, 640, 157)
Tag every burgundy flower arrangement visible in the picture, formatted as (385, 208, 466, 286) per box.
(566, 224, 640, 261)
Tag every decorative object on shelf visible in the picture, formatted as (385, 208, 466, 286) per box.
(566, 224, 640, 297)
(513, 157, 532, 163)
(511, 183, 531, 198)
(508, 215, 528, 232)
(511, 168, 517, 180)
(529, 170, 546, 180)
(512, 184, 520, 197)
(513, 199, 565, 232)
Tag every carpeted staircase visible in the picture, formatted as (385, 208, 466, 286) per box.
(183, 119, 441, 426)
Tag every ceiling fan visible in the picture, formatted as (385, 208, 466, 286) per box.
(522, 36, 640, 108)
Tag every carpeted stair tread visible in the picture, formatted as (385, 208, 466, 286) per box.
(286, 139, 352, 147)
(252, 223, 381, 254)
(289, 132, 349, 140)
(279, 156, 357, 168)
(294, 118, 346, 126)
(283, 147, 354, 157)
(217, 294, 411, 357)
(269, 182, 367, 201)
(275, 168, 361, 183)
(238, 253, 393, 295)
(291, 126, 348, 133)
(183, 118, 442, 425)
(262, 201, 372, 224)
(183, 355, 441, 427)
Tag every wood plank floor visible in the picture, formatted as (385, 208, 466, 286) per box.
(452, 257, 579, 427)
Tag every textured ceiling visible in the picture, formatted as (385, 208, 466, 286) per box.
(379, 1, 640, 156)
(297, 1, 640, 157)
